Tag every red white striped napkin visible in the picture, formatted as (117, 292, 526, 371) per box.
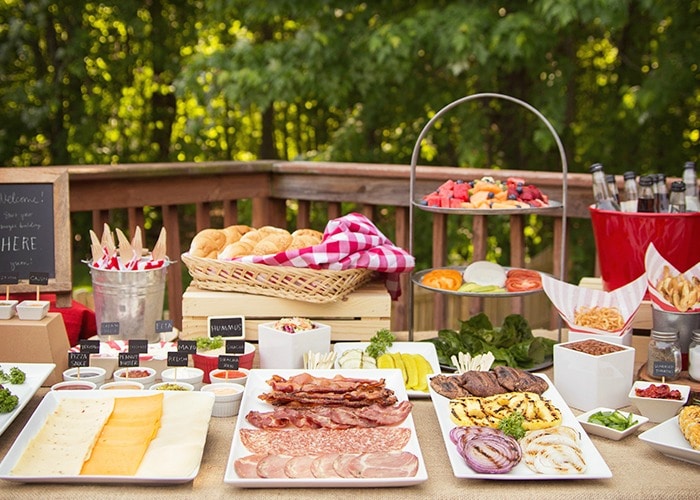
(235, 213, 415, 300)
(542, 273, 648, 336)
(645, 243, 700, 313)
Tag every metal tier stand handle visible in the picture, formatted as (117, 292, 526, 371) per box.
(407, 92, 568, 340)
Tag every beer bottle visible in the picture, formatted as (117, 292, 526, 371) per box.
(605, 174, 620, 206)
(621, 171, 638, 212)
(655, 173, 670, 212)
(637, 175, 655, 213)
(683, 161, 699, 212)
(589, 163, 620, 211)
(668, 181, 686, 213)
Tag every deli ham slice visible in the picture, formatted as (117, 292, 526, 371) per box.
(283, 455, 316, 479)
(233, 454, 267, 479)
(347, 451, 419, 478)
(311, 453, 342, 478)
(256, 454, 294, 478)
(240, 427, 411, 456)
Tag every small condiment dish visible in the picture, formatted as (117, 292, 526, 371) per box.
(113, 366, 157, 388)
(150, 381, 195, 391)
(577, 407, 648, 441)
(51, 380, 97, 391)
(16, 300, 50, 320)
(160, 367, 204, 390)
(0, 300, 18, 319)
(99, 380, 145, 391)
(627, 381, 690, 423)
(209, 368, 249, 386)
(201, 383, 244, 417)
(63, 366, 107, 388)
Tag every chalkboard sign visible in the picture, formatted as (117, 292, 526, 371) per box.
(225, 339, 245, 354)
(119, 352, 140, 367)
(100, 322, 120, 336)
(80, 340, 100, 354)
(217, 355, 240, 370)
(0, 169, 72, 306)
(68, 352, 90, 368)
(208, 315, 245, 339)
(167, 351, 189, 367)
(128, 339, 148, 354)
(178, 340, 197, 354)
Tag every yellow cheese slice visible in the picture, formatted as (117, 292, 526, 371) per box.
(80, 393, 163, 476)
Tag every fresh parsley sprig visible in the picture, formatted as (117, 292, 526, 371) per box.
(365, 329, 395, 359)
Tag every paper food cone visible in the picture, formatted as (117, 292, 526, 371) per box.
(645, 243, 700, 313)
(542, 273, 648, 336)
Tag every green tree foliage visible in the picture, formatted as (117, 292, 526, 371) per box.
(1, 1, 698, 280)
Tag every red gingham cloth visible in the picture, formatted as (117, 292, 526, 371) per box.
(234, 213, 415, 300)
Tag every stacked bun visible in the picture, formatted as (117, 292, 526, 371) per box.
(189, 225, 323, 259)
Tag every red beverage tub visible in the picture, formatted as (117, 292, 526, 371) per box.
(589, 207, 700, 291)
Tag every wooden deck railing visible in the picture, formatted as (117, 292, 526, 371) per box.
(60, 161, 595, 333)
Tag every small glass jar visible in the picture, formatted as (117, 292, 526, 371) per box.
(647, 330, 681, 381)
(689, 330, 700, 382)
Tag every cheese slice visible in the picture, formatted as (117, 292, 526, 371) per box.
(80, 393, 164, 476)
(11, 398, 115, 476)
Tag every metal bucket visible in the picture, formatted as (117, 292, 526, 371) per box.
(90, 263, 169, 343)
(652, 305, 700, 371)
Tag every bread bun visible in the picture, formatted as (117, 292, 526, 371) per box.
(291, 229, 323, 241)
(218, 240, 255, 259)
(190, 229, 226, 258)
(252, 231, 292, 255)
(288, 229, 323, 250)
(222, 225, 253, 246)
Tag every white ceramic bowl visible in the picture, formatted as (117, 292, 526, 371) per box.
(150, 381, 195, 392)
(628, 381, 690, 423)
(577, 407, 649, 441)
(160, 367, 204, 390)
(0, 300, 18, 319)
(16, 300, 50, 320)
(200, 383, 244, 417)
(51, 380, 97, 391)
(100, 380, 145, 391)
(63, 366, 107, 387)
(112, 366, 157, 387)
(208, 368, 249, 386)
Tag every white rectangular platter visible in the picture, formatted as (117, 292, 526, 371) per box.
(639, 416, 700, 465)
(0, 362, 55, 437)
(0, 390, 214, 484)
(333, 342, 440, 398)
(224, 368, 428, 488)
(428, 373, 612, 480)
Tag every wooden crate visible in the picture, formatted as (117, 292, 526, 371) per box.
(181, 282, 391, 342)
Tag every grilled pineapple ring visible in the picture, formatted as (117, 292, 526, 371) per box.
(449, 392, 562, 430)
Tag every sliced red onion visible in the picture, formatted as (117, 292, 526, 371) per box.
(458, 430, 521, 474)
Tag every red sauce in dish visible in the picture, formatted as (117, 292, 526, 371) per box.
(212, 370, 246, 379)
(634, 383, 683, 400)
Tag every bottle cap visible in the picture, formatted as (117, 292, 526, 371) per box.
(656, 173, 667, 182)
(670, 181, 686, 192)
(684, 161, 696, 170)
(651, 330, 679, 342)
(623, 171, 636, 181)
(589, 163, 604, 173)
(605, 174, 615, 183)
(639, 175, 653, 187)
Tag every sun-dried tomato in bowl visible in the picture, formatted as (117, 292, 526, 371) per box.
(634, 383, 683, 400)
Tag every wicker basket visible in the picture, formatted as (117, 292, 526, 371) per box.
(181, 253, 375, 303)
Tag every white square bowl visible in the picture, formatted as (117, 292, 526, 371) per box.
(577, 407, 648, 440)
(627, 381, 690, 423)
(16, 300, 50, 320)
(0, 300, 18, 320)
(258, 321, 331, 369)
(553, 338, 635, 411)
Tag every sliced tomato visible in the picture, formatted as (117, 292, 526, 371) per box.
(505, 269, 542, 292)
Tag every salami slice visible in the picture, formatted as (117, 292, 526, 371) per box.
(346, 451, 419, 478)
(240, 427, 411, 456)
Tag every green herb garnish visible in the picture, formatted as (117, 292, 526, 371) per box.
(587, 410, 638, 431)
(196, 336, 224, 351)
(365, 329, 395, 359)
(0, 387, 19, 413)
(0, 367, 26, 385)
(498, 411, 526, 440)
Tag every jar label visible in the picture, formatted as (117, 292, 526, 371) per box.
(651, 360, 678, 378)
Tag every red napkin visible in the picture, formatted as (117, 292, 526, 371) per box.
(233, 213, 415, 299)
